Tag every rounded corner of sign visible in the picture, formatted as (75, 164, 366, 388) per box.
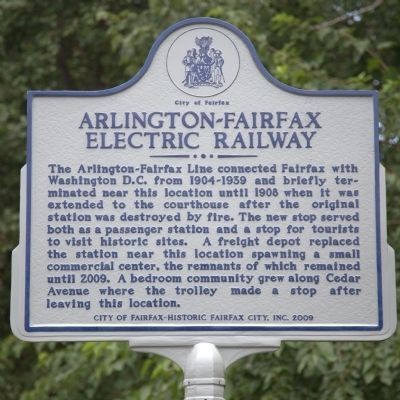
(10, 313, 31, 342)
(27, 90, 38, 100)
(376, 320, 397, 341)
(371, 89, 380, 100)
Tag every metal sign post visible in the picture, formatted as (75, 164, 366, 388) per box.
(11, 17, 396, 399)
(131, 337, 281, 400)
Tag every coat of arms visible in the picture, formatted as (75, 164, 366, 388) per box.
(182, 36, 225, 89)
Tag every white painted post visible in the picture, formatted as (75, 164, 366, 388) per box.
(183, 343, 225, 400)
(131, 337, 281, 400)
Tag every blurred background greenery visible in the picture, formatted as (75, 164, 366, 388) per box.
(0, 1, 399, 399)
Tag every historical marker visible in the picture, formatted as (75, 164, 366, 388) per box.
(11, 18, 396, 343)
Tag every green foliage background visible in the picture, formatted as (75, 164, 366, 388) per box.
(0, 1, 399, 399)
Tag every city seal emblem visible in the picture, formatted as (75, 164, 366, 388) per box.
(167, 28, 240, 97)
